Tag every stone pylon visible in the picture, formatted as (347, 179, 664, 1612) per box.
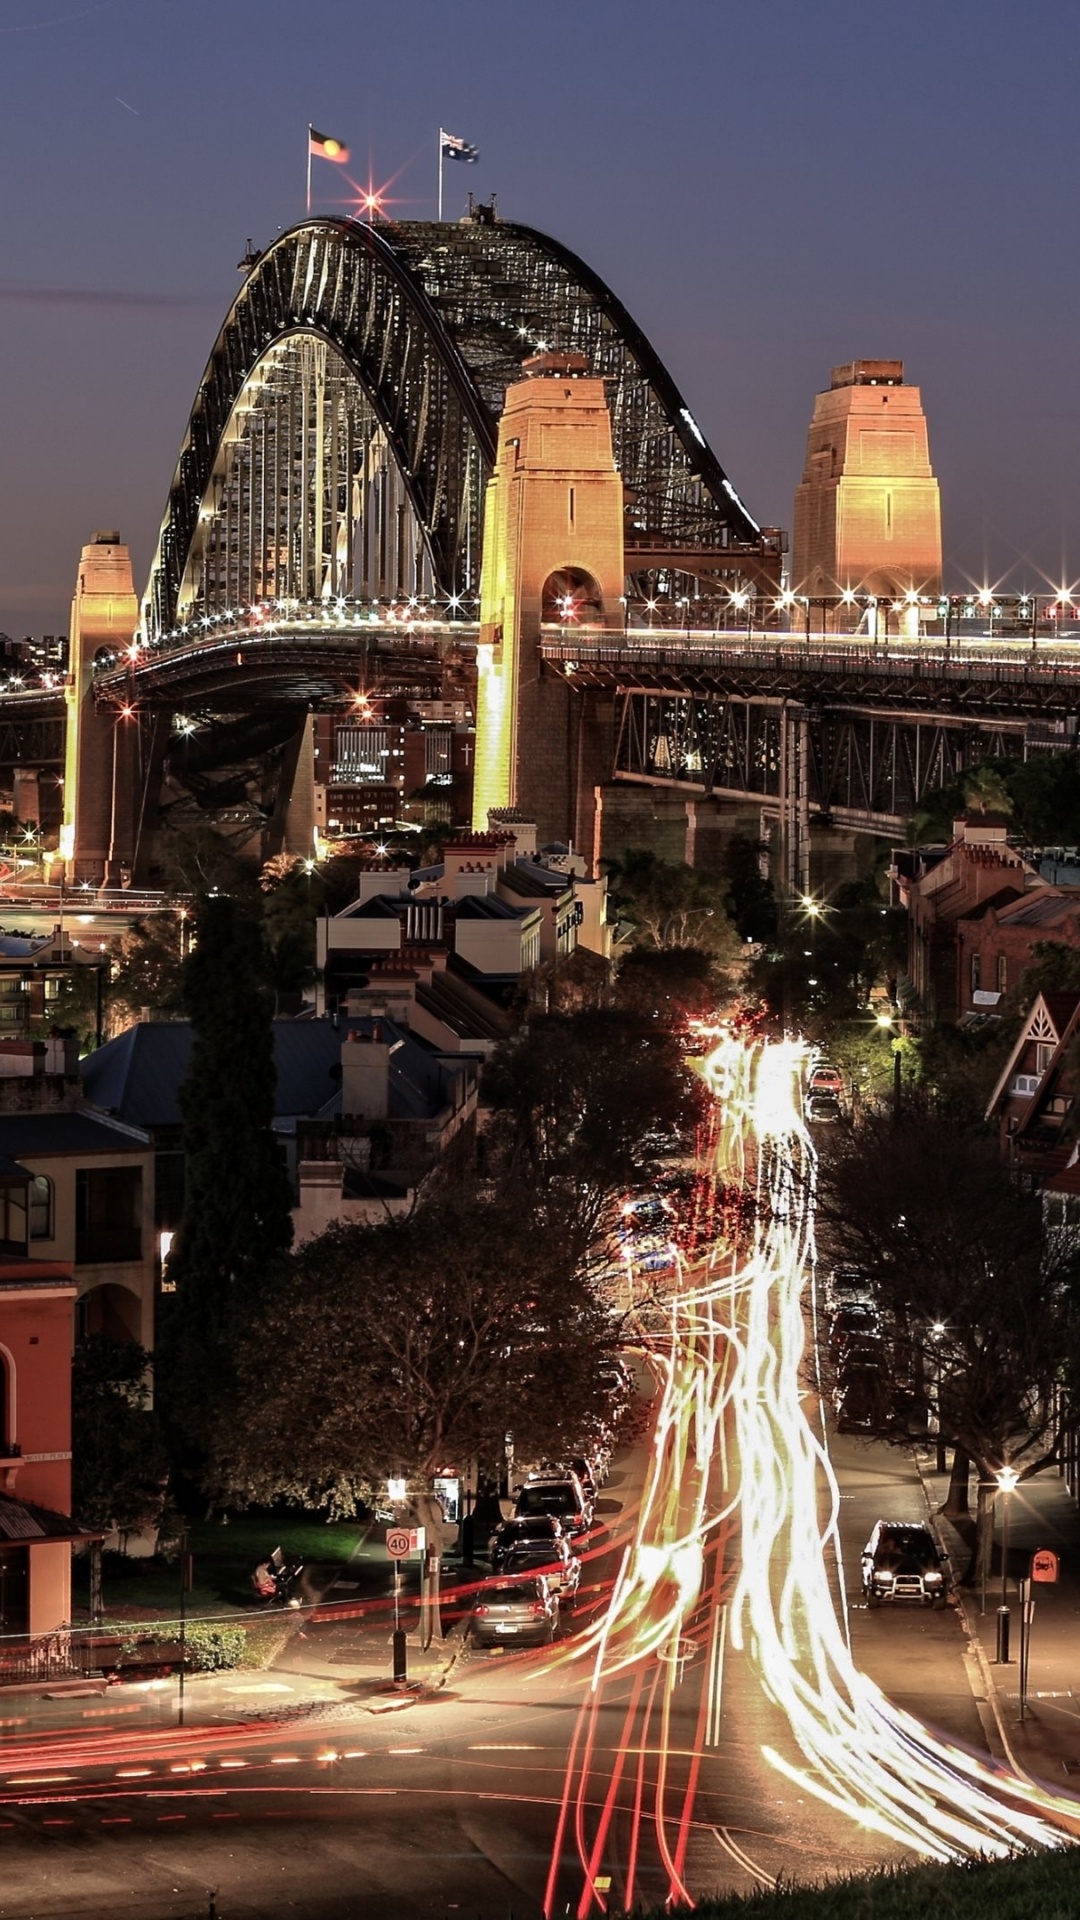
(472, 352, 624, 850)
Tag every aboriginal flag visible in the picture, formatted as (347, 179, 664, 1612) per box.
(309, 127, 350, 164)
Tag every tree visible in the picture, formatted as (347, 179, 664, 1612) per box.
(604, 848, 740, 957)
(160, 894, 294, 1458)
(72, 1336, 168, 1619)
(721, 831, 777, 944)
(484, 1007, 707, 1266)
(612, 945, 722, 1023)
(107, 914, 186, 1030)
(214, 1191, 623, 1513)
(816, 1099, 1080, 1581)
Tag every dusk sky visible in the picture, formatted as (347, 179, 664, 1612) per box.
(2, 0, 1079, 637)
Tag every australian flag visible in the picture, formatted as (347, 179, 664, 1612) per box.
(442, 131, 479, 163)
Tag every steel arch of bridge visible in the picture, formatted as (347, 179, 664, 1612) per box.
(142, 215, 766, 646)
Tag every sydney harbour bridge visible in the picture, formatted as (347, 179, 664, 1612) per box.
(7, 208, 1080, 885)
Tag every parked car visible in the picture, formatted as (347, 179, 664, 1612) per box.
(828, 1302, 882, 1355)
(807, 1091, 843, 1124)
(515, 1471, 593, 1537)
(824, 1265, 876, 1314)
(834, 1366, 887, 1432)
(490, 1513, 565, 1573)
(470, 1576, 560, 1648)
(808, 1064, 844, 1095)
(499, 1535, 581, 1603)
(861, 1520, 949, 1607)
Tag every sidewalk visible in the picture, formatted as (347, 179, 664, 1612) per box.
(916, 1450, 1080, 1786)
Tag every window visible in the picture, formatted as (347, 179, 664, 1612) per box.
(1036, 1042, 1056, 1072)
(971, 953, 981, 994)
(997, 954, 1007, 995)
(29, 1174, 52, 1240)
(0, 1181, 28, 1256)
(0, 1350, 9, 1453)
(75, 1166, 142, 1264)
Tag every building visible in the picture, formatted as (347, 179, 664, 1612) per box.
(0, 1038, 154, 1349)
(317, 823, 611, 1022)
(0, 929, 108, 1042)
(956, 888, 1080, 1020)
(792, 360, 942, 621)
(81, 1014, 478, 1246)
(313, 698, 475, 838)
(0, 1240, 93, 1640)
(986, 991, 1080, 1188)
(292, 1019, 478, 1241)
(892, 815, 1044, 1024)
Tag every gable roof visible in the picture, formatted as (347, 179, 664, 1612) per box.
(985, 990, 1080, 1121)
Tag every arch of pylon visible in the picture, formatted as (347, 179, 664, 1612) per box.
(141, 215, 766, 645)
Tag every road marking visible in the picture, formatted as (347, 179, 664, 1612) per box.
(387, 1746, 424, 1755)
(223, 1682, 293, 1694)
(218, 1759, 247, 1769)
(115, 1768, 152, 1779)
(705, 1603, 728, 1748)
(342, 1750, 367, 1759)
(270, 1755, 301, 1765)
(469, 1743, 541, 1751)
(6, 1774, 74, 1785)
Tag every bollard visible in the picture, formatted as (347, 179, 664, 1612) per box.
(392, 1627, 408, 1685)
(996, 1604, 1011, 1665)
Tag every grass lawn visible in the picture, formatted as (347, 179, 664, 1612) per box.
(72, 1513, 365, 1626)
(640, 1852, 1080, 1919)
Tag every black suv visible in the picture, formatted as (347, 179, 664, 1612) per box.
(861, 1520, 949, 1608)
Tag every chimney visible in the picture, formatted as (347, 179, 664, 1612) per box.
(341, 1029, 391, 1121)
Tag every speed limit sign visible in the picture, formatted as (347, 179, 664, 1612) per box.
(387, 1528, 425, 1560)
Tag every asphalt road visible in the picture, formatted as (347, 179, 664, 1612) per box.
(0, 1055, 1006, 1919)
(0, 1412, 987, 1920)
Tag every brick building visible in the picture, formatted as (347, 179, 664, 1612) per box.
(0, 1242, 92, 1640)
(892, 815, 1044, 1024)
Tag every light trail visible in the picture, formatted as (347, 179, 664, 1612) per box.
(726, 1034, 1080, 1862)
(544, 1024, 1080, 1917)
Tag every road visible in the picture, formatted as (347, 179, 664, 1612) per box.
(1, 1031, 1079, 1917)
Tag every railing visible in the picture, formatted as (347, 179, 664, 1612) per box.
(540, 630, 1080, 688)
(0, 1626, 93, 1686)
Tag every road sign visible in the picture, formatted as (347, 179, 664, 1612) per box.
(1031, 1547, 1060, 1584)
(386, 1528, 419, 1560)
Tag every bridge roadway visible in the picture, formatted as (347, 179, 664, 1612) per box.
(79, 601, 1080, 715)
(8, 620, 1080, 854)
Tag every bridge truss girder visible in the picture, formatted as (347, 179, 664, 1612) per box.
(612, 690, 1044, 827)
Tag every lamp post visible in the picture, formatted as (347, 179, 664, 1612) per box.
(993, 1463, 1020, 1662)
(875, 1010, 902, 1120)
(929, 1321, 947, 1473)
(997, 1463, 1019, 1606)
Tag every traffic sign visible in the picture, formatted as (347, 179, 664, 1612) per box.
(386, 1528, 417, 1560)
(1031, 1548, 1060, 1584)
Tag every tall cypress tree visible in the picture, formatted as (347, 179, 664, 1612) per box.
(163, 894, 294, 1456)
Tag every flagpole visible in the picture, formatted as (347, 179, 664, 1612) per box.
(306, 125, 312, 219)
(438, 128, 444, 222)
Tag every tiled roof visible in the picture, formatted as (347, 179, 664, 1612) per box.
(0, 1493, 99, 1544)
(0, 1111, 150, 1159)
(85, 1017, 472, 1132)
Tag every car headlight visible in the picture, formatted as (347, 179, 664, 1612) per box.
(875, 1570, 894, 1583)
(924, 1571, 943, 1584)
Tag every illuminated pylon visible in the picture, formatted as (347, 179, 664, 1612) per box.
(472, 351, 625, 848)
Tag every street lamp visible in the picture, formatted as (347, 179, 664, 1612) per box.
(876, 1009, 902, 1120)
(997, 1463, 1020, 1606)
(929, 1320, 947, 1472)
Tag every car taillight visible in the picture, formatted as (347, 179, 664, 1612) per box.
(529, 1602, 546, 1614)
(474, 1605, 489, 1615)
